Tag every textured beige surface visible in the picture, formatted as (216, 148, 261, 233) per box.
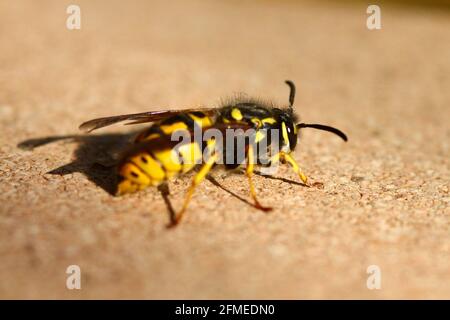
(0, 0, 449, 299)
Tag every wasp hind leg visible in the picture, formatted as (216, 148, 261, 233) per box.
(246, 144, 273, 212)
(158, 182, 177, 224)
(169, 153, 219, 227)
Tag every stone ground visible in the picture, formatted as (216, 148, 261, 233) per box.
(0, 0, 449, 299)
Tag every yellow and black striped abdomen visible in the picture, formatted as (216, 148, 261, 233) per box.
(116, 112, 214, 195)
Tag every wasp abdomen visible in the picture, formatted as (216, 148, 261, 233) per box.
(116, 112, 214, 195)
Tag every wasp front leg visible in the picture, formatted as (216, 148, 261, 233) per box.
(246, 144, 273, 212)
(280, 152, 309, 186)
(266, 151, 309, 186)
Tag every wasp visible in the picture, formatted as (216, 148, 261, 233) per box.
(79, 80, 347, 225)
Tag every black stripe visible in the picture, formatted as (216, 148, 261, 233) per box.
(180, 113, 196, 128)
(190, 111, 207, 118)
(129, 158, 152, 181)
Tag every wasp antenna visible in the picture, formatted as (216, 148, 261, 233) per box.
(297, 123, 348, 142)
(285, 80, 296, 109)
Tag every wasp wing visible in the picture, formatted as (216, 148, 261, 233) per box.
(119, 122, 253, 159)
(79, 108, 218, 133)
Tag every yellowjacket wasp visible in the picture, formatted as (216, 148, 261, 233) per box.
(80, 80, 347, 225)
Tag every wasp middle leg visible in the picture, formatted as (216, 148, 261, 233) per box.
(246, 144, 273, 212)
(170, 152, 219, 227)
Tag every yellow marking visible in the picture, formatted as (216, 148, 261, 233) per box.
(160, 122, 188, 135)
(138, 184, 147, 191)
(251, 118, 262, 128)
(231, 108, 243, 121)
(222, 117, 230, 123)
(119, 162, 151, 185)
(116, 179, 148, 195)
(188, 113, 212, 127)
(281, 122, 290, 148)
(153, 148, 183, 176)
(178, 142, 203, 173)
(194, 154, 216, 184)
(116, 179, 137, 195)
(135, 131, 160, 143)
(130, 153, 165, 184)
(270, 152, 282, 164)
(143, 133, 160, 141)
(206, 138, 216, 149)
(293, 123, 298, 134)
(255, 130, 265, 143)
(204, 139, 217, 158)
(261, 117, 276, 124)
(247, 144, 256, 172)
(172, 152, 219, 226)
(246, 144, 271, 211)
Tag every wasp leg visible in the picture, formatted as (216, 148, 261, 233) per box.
(158, 182, 177, 224)
(170, 153, 219, 227)
(246, 144, 272, 212)
(280, 152, 309, 186)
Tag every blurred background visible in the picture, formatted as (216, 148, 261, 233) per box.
(0, 0, 449, 299)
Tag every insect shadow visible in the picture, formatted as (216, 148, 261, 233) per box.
(17, 131, 305, 224)
(17, 132, 136, 195)
(18, 131, 180, 224)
